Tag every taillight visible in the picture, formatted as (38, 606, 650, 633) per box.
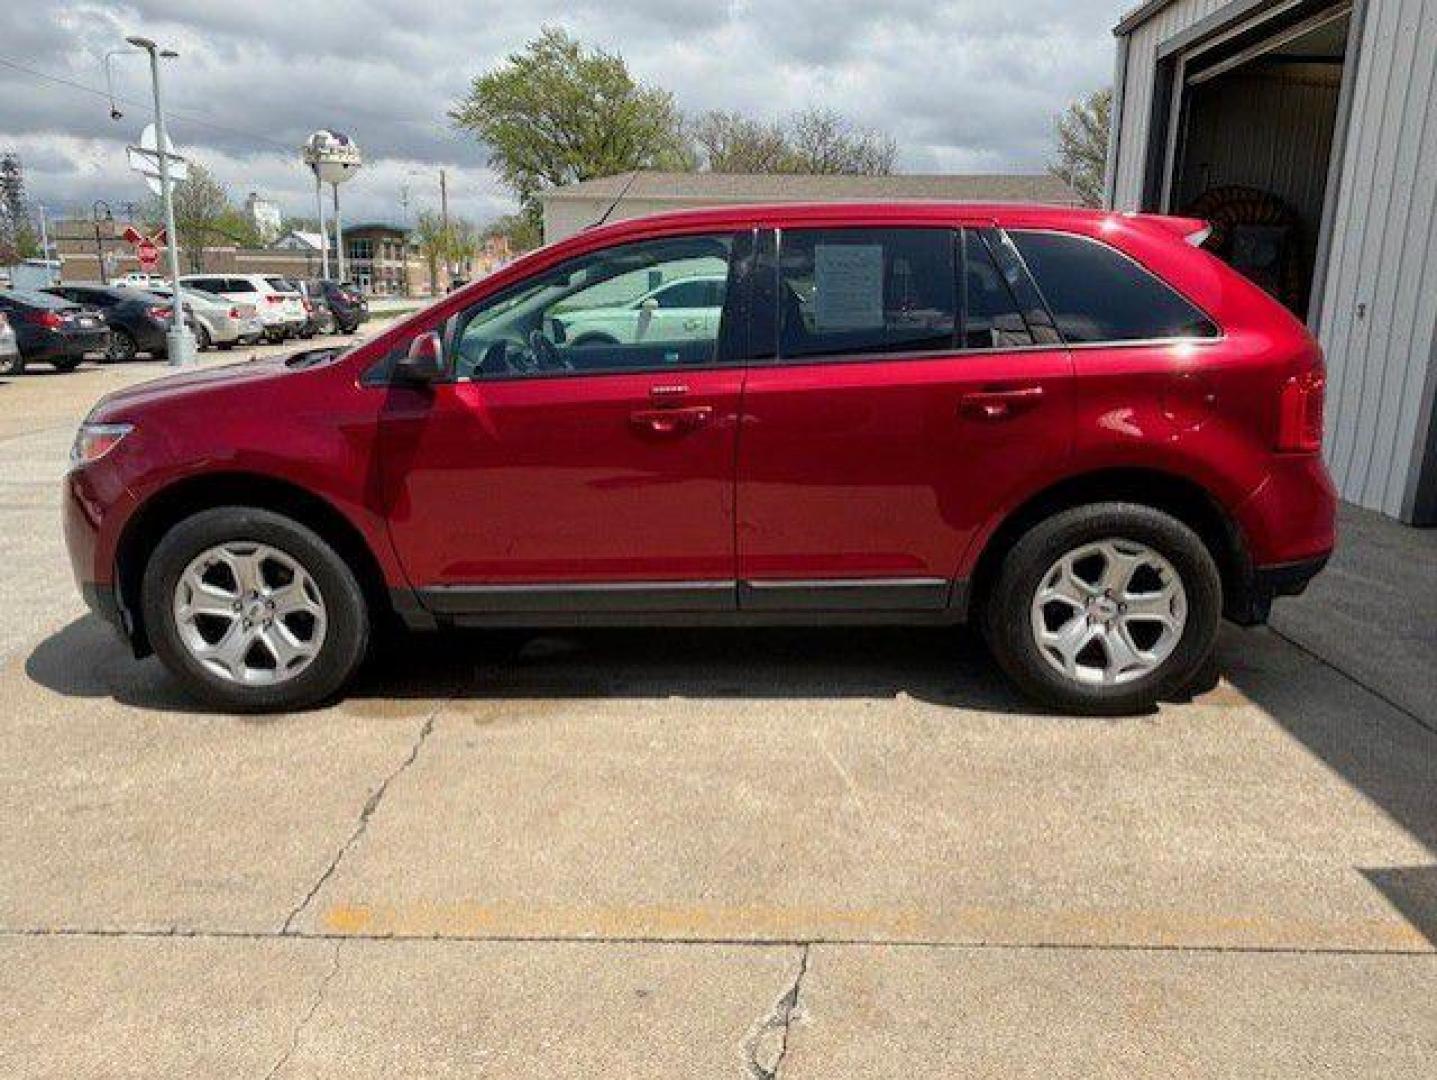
(26, 310, 65, 329)
(147, 305, 173, 321)
(1277, 367, 1326, 452)
(229, 306, 241, 319)
(265, 295, 286, 304)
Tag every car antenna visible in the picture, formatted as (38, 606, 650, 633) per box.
(587, 170, 641, 230)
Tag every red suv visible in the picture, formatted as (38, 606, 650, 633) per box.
(64, 204, 1335, 714)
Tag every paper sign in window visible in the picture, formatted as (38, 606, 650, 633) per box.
(813, 244, 884, 330)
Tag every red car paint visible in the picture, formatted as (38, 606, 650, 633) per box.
(65, 203, 1335, 646)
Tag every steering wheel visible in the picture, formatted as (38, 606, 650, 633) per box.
(527, 329, 570, 372)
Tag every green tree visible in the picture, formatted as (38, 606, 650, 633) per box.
(483, 212, 541, 253)
(1050, 88, 1112, 208)
(450, 27, 689, 229)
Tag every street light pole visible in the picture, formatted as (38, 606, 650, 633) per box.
(92, 200, 113, 285)
(127, 35, 196, 366)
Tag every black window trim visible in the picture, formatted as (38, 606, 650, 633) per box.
(1003, 226, 1226, 348)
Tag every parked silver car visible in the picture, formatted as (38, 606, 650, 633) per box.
(145, 285, 263, 349)
(0, 311, 19, 375)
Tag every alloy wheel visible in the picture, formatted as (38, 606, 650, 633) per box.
(1029, 538, 1188, 686)
(172, 542, 328, 685)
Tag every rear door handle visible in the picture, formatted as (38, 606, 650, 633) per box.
(959, 385, 1045, 421)
(630, 405, 714, 435)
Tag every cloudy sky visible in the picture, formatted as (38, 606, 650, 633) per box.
(0, 0, 1128, 228)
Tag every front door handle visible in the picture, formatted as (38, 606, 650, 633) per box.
(630, 405, 714, 435)
(959, 385, 1045, 421)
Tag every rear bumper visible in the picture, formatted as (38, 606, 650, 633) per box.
(1227, 553, 1330, 626)
(24, 331, 108, 361)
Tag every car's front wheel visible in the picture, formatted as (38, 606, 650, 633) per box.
(982, 503, 1221, 715)
(142, 507, 370, 712)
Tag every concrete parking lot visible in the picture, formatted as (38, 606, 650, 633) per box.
(1, 333, 1433, 1077)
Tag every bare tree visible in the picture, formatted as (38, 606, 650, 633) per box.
(690, 111, 792, 173)
(784, 109, 896, 175)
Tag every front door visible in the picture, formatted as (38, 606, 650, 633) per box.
(378, 231, 747, 616)
(735, 226, 1073, 611)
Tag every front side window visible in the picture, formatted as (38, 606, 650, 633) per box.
(1009, 230, 1219, 342)
(776, 228, 956, 361)
(449, 232, 739, 380)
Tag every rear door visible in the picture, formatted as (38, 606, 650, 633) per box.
(734, 225, 1074, 612)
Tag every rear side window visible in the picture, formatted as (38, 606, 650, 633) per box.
(777, 228, 956, 360)
(227, 279, 256, 293)
(1009, 230, 1219, 342)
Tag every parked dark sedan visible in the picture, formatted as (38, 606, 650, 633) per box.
(43, 283, 191, 361)
(303, 278, 368, 334)
(0, 290, 109, 372)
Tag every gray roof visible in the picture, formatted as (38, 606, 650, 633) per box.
(1114, 0, 1177, 36)
(539, 171, 1082, 206)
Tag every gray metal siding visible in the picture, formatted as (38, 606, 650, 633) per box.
(1112, 0, 1235, 207)
(1110, 0, 1437, 522)
(1317, 0, 1437, 518)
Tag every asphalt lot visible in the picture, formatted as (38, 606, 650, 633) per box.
(1, 332, 1434, 1077)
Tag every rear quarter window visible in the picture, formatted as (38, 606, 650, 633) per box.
(1009, 230, 1219, 343)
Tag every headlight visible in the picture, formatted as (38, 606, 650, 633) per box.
(70, 422, 133, 468)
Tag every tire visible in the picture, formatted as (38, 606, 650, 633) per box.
(107, 329, 138, 362)
(50, 355, 84, 372)
(217, 341, 234, 351)
(195, 324, 211, 351)
(981, 502, 1222, 715)
(142, 507, 370, 712)
(0, 351, 23, 376)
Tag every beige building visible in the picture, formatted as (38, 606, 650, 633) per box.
(539, 171, 1084, 244)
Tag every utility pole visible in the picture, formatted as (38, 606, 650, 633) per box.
(127, 35, 196, 365)
(92, 200, 112, 285)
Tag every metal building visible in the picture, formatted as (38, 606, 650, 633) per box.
(1107, 0, 1437, 524)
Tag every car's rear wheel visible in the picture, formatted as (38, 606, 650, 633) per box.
(982, 503, 1221, 715)
(194, 324, 211, 350)
(142, 507, 370, 712)
(0, 351, 23, 376)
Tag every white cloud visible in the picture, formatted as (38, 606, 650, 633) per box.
(0, 0, 1129, 225)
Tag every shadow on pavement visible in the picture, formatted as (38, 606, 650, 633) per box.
(25, 613, 1208, 720)
(1220, 627, 1437, 947)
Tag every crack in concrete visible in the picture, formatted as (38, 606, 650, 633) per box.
(262, 939, 341, 1080)
(743, 944, 810, 1080)
(280, 711, 438, 934)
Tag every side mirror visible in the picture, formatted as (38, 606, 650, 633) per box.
(395, 331, 444, 383)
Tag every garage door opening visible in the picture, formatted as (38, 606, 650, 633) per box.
(1162, 3, 1353, 322)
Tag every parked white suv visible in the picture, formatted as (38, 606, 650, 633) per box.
(552, 274, 728, 347)
(179, 274, 305, 342)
